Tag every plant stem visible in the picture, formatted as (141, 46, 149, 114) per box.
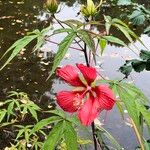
(45, 39, 83, 51)
(92, 122, 98, 150)
(84, 42, 89, 67)
(130, 118, 145, 150)
(53, 15, 84, 51)
(83, 42, 97, 150)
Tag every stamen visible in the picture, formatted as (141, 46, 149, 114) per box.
(73, 94, 84, 109)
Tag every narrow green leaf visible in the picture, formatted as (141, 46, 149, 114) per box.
(114, 24, 133, 43)
(43, 121, 64, 150)
(0, 110, 6, 123)
(102, 35, 126, 46)
(28, 107, 38, 122)
(7, 101, 15, 121)
(63, 19, 83, 27)
(96, 124, 123, 150)
(112, 18, 128, 28)
(16, 129, 24, 140)
(104, 15, 112, 35)
(53, 28, 74, 35)
(116, 85, 140, 129)
(136, 102, 150, 128)
(0, 35, 37, 70)
(49, 32, 76, 78)
(78, 29, 95, 51)
(30, 116, 62, 135)
(64, 121, 78, 150)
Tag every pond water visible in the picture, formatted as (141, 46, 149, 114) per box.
(0, 0, 150, 149)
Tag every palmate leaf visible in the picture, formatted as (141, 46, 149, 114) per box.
(116, 85, 140, 129)
(0, 35, 38, 70)
(104, 16, 147, 49)
(111, 81, 150, 131)
(43, 121, 64, 150)
(48, 31, 76, 78)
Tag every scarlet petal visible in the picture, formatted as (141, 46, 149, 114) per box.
(56, 91, 82, 113)
(76, 64, 97, 85)
(56, 65, 83, 86)
(78, 96, 102, 126)
(95, 85, 115, 110)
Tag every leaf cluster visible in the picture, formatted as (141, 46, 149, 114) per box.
(119, 50, 150, 78)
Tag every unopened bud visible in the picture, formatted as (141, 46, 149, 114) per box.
(81, 0, 97, 18)
(45, 0, 58, 14)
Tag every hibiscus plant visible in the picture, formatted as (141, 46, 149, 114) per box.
(1, 0, 150, 150)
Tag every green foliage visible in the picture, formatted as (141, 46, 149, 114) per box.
(104, 15, 145, 48)
(120, 50, 150, 77)
(144, 26, 150, 37)
(0, 27, 51, 70)
(95, 120, 123, 150)
(102, 35, 126, 46)
(49, 31, 77, 77)
(99, 38, 107, 55)
(64, 121, 78, 150)
(0, 91, 40, 124)
(110, 80, 150, 132)
(129, 5, 150, 26)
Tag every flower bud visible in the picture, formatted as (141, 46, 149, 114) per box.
(81, 0, 97, 17)
(45, 0, 58, 14)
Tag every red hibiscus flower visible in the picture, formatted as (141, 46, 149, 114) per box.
(56, 64, 115, 126)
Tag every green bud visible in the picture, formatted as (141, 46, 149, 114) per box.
(81, 0, 97, 17)
(45, 0, 58, 14)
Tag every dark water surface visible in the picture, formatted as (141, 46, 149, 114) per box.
(0, 0, 150, 149)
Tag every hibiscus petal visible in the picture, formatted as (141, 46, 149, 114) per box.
(56, 91, 82, 113)
(78, 96, 102, 126)
(57, 65, 83, 86)
(76, 64, 97, 85)
(95, 85, 115, 110)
